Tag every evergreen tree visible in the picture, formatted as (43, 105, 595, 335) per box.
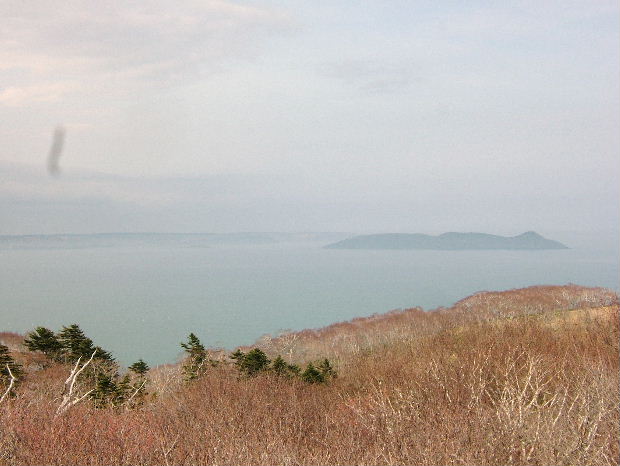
(271, 355, 288, 376)
(287, 363, 301, 376)
(318, 358, 337, 380)
(93, 345, 115, 363)
(232, 348, 270, 377)
(230, 349, 246, 369)
(242, 349, 270, 376)
(301, 363, 325, 384)
(0, 344, 23, 386)
(23, 327, 62, 360)
(115, 374, 133, 405)
(129, 359, 150, 376)
(126, 359, 150, 407)
(181, 333, 205, 356)
(57, 324, 96, 362)
(57, 324, 115, 365)
(181, 333, 208, 380)
(90, 373, 119, 408)
(54, 324, 118, 400)
(271, 355, 300, 378)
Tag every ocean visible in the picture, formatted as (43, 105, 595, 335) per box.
(1, 231, 617, 366)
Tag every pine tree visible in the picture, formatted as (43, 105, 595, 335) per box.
(287, 363, 301, 376)
(242, 349, 270, 376)
(93, 346, 115, 363)
(126, 359, 150, 407)
(23, 327, 62, 360)
(115, 374, 133, 405)
(181, 333, 205, 357)
(271, 355, 288, 376)
(0, 344, 23, 387)
(232, 348, 270, 377)
(318, 358, 337, 380)
(57, 324, 115, 365)
(57, 324, 96, 362)
(271, 355, 300, 378)
(129, 359, 150, 376)
(301, 363, 325, 384)
(90, 373, 119, 408)
(181, 333, 208, 381)
(230, 349, 246, 369)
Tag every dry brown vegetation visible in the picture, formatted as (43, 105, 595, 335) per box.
(1, 284, 618, 465)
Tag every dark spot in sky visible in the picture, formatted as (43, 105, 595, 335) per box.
(47, 126, 66, 176)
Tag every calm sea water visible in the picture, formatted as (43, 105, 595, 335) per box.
(1, 234, 618, 366)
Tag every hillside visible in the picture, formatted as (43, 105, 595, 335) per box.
(1, 284, 618, 465)
(325, 231, 568, 250)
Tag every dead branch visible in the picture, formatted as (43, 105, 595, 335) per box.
(0, 364, 17, 403)
(56, 350, 97, 415)
(124, 379, 147, 406)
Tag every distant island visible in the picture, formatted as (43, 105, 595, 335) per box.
(324, 231, 569, 250)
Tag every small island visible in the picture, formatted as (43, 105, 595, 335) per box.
(324, 231, 568, 250)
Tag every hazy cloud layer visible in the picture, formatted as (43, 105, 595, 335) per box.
(0, 1, 618, 235)
(0, 0, 290, 105)
(1, 161, 617, 238)
(323, 60, 417, 94)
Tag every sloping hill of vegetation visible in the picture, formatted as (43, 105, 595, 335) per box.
(1, 284, 618, 465)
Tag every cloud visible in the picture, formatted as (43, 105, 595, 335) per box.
(0, 1, 292, 106)
(0, 162, 185, 206)
(0, 82, 77, 107)
(323, 60, 417, 94)
(1, 155, 618, 236)
(0, 161, 305, 209)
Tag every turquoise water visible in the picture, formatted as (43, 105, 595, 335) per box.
(1, 237, 618, 366)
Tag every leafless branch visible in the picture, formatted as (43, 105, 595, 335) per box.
(0, 364, 17, 403)
(56, 350, 97, 415)
(125, 379, 147, 406)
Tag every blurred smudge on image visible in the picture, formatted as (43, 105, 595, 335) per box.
(47, 126, 66, 176)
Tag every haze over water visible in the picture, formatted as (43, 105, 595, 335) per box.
(1, 230, 617, 366)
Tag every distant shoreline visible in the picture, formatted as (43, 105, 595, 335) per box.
(325, 231, 569, 250)
(0, 232, 351, 250)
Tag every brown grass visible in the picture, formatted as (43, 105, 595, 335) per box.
(1, 284, 618, 465)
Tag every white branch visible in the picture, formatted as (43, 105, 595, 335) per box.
(70, 389, 95, 406)
(70, 350, 96, 393)
(56, 350, 97, 415)
(125, 379, 147, 406)
(61, 356, 82, 395)
(0, 364, 17, 403)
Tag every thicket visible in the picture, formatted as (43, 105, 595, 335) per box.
(0, 285, 617, 465)
(2, 324, 336, 413)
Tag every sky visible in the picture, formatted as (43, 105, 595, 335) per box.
(1, 0, 618, 235)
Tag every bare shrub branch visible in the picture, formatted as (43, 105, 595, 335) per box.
(55, 350, 96, 415)
(0, 364, 17, 403)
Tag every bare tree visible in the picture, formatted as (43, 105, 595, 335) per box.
(56, 350, 97, 415)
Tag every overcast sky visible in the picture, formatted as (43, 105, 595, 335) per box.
(1, 0, 618, 235)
